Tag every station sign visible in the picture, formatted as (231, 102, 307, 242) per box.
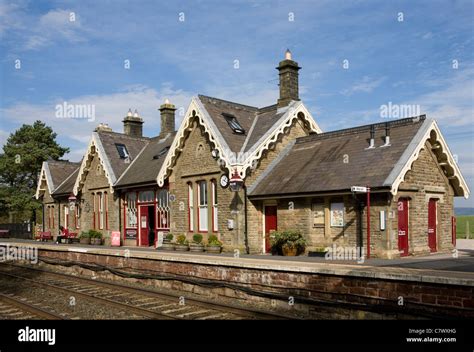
(351, 186, 368, 193)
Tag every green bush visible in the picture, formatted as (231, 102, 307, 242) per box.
(165, 233, 173, 241)
(176, 234, 188, 245)
(270, 230, 306, 255)
(193, 234, 203, 244)
(79, 231, 90, 239)
(207, 234, 222, 246)
(88, 230, 103, 239)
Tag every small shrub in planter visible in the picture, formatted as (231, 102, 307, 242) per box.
(175, 234, 189, 251)
(160, 233, 175, 250)
(270, 230, 306, 256)
(89, 230, 103, 245)
(189, 234, 204, 252)
(206, 234, 222, 254)
(79, 231, 90, 245)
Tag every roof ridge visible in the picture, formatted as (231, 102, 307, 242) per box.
(297, 115, 427, 143)
(198, 94, 258, 111)
(258, 104, 278, 113)
(96, 130, 150, 140)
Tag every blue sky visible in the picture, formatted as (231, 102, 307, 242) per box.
(1, 0, 473, 206)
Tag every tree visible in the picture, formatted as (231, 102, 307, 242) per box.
(0, 120, 69, 220)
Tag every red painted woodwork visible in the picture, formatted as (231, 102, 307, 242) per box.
(428, 199, 437, 252)
(139, 205, 149, 247)
(264, 206, 277, 253)
(397, 198, 409, 256)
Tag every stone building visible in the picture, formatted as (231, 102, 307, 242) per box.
(35, 51, 470, 258)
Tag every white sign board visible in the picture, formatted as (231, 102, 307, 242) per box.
(351, 186, 368, 193)
(156, 231, 164, 248)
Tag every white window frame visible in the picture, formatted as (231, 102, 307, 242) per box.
(126, 192, 137, 228)
(64, 205, 69, 228)
(198, 181, 208, 232)
(188, 183, 194, 231)
(212, 180, 218, 232)
(98, 192, 104, 230)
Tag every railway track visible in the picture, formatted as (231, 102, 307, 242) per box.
(0, 292, 69, 320)
(0, 262, 292, 320)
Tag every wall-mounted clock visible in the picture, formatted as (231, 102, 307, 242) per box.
(211, 149, 219, 159)
(220, 174, 229, 188)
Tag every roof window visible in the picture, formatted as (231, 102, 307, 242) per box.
(222, 113, 245, 134)
(115, 143, 130, 159)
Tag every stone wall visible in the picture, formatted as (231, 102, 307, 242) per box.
(393, 142, 455, 256)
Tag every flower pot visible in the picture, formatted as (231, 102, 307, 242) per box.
(282, 246, 297, 256)
(160, 243, 175, 251)
(90, 238, 102, 245)
(175, 244, 189, 251)
(189, 243, 204, 252)
(206, 245, 222, 254)
(79, 237, 90, 245)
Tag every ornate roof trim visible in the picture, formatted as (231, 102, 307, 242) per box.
(386, 119, 470, 198)
(72, 133, 116, 195)
(35, 162, 54, 199)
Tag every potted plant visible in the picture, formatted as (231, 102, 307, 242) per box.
(174, 234, 189, 251)
(206, 234, 223, 254)
(189, 234, 204, 252)
(308, 247, 328, 257)
(79, 231, 90, 245)
(270, 230, 306, 256)
(160, 233, 175, 251)
(89, 230, 103, 245)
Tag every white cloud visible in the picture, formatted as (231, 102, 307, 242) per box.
(23, 9, 87, 50)
(0, 85, 195, 159)
(341, 76, 386, 96)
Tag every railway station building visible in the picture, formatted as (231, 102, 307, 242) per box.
(35, 51, 470, 258)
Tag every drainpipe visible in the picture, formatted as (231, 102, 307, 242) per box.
(42, 203, 45, 232)
(244, 185, 249, 255)
(366, 185, 371, 259)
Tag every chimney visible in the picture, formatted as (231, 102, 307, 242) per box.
(277, 49, 301, 108)
(123, 108, 144, 137)
(367, 125, 375, 149)
(382, 122, 391, 147)
(159, 99, 176, 137)
(94, 123, 112, 133)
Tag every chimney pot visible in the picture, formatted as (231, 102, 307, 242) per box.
(123, 109, 144, 137)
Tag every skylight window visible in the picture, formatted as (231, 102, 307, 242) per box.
(222, 113, 245, 134)
(115, 143, 129, 159)
(153, 146, 170, 159)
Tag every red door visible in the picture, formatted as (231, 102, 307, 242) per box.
(139, 206, 149, 247)
(428, 199, 437, 252)
(398, 198, 409, 256)
(264, 206, 277, 253)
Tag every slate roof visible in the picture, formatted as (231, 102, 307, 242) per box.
(115, 132, 176, 188)
(53, 167, 80, 195)
(47, 160, 81, 193)
(95, 131, 149, 182)
(248, 116, 428, 197)
(198, 95, 287, 153)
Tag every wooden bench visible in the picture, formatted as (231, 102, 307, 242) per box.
(64, 232, 78, 243)
(0, 229, 9, 238)
(36, 231, 52, 241)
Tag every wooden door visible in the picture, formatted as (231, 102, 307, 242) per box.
(139, 206, 149, 247)
(397, 198, 409, 256)
(264, 206, 277, 253)
(428, 199, 437, 252)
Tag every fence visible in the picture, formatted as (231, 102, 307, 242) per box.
(0, 223, 33, 239)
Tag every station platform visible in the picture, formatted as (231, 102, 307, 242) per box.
(1, 239, 473, 287)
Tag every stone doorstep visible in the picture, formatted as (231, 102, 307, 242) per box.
(2, 241, 473, 287)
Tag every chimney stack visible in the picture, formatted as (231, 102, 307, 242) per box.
(94, 123, 112, 132)
(159, 99, 176, 137)
(382, 122, 391, 147)
(277, 49, 301, 108)
(367, 125, 375, 149)
(123, 108, 144, 137)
